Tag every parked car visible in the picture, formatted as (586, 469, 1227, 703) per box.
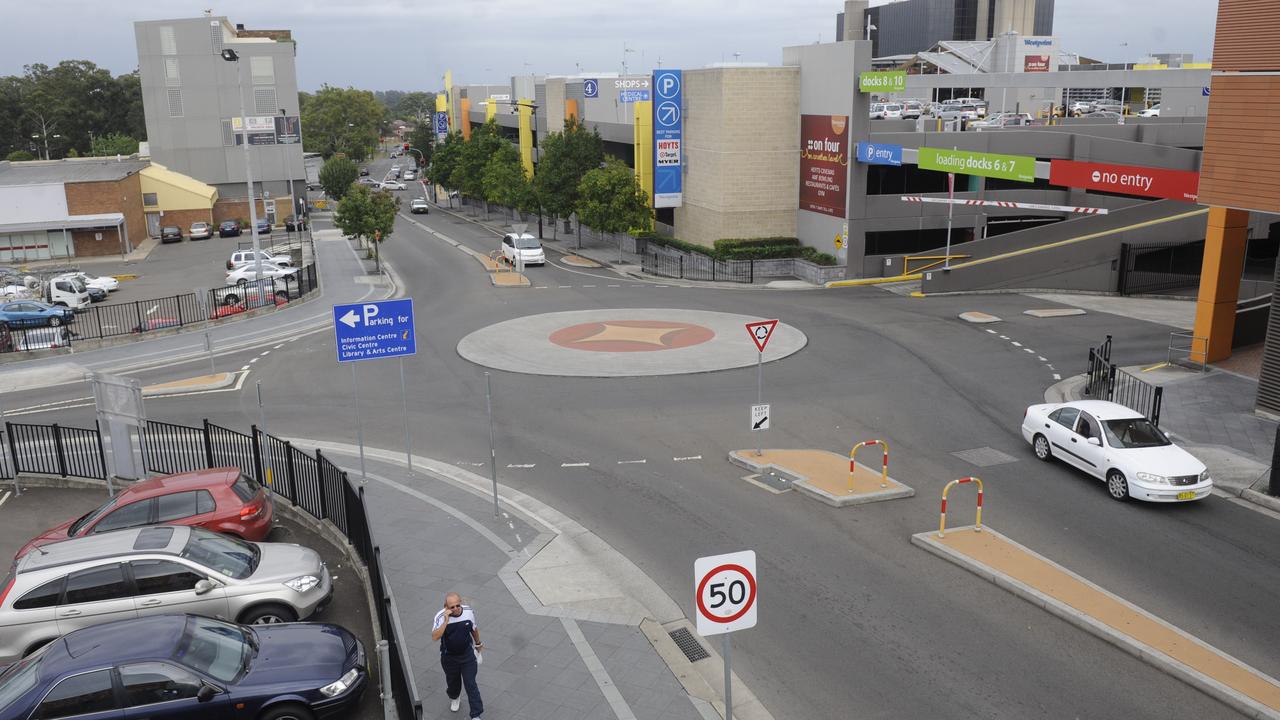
(1069, 100, 1094, 115)
(410, 198, 430, 214)
(357, 176, 379, 186)
(937, 104, 981, 121)
(226, 263, 298, 285)
(403, 170, 416, 181)
(15, 468, 274, 561)
(0, 524, 333, 661)
(66, 272, 118, 293)
(380, 180, 406, 191)
(0, 614, 367, 720)
(210, 295, 287, 317)
(971, 112, 1033, 130)
(85, 286, 106, 303)
(1139, 104, 1162, 117)
(131, 317, 183, 333)
(868, 103, 886, 119)
(219, 219, 242, 237)
(881, 103, 904, 119)
(0, 300, 74, 328)
(160, 226, 183, 243)
(902, 101, 924, 119)
(189, 222, 213, 240)
(228, 250, 293, 270)
(0, 325, 71, 353)
(284, 215, 306, 232)
(255, 218, 272, 236)
(359, 167, 370, 176)
(500, 232, 546, 266)
(1021, 399, 1212, 502)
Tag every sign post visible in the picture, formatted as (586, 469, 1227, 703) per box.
(695, 550, 758, 720)
(744, 320, 778, 456)
(652, 69, 683, 208)
(333, 299, 418, 482)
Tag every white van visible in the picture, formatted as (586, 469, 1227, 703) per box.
(45, 274, 91, 310)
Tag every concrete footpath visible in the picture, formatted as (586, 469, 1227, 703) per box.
(297, 439, 774, 720)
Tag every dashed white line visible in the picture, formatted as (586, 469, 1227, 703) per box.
(240, 365, 251, 371)
(249, 357, 259, 364)
(558, 285, 571, 289)
(0, 491, 10, 510)
(582, 285, 596, 288)
(1023, 348, 1035, 354)
(607, 284, 621, 288)
(617, 459, 647, 465)
(273, 343, 284, 350)
(673, 455, 702, 462)
(260, 350, 270, 356)
(535, 286, 548, 289)
(506, 463, 536, 468)
(1010, 341, 1022, 347)
(456, 461, 485, 467)
(985, 329, 997, 334)
(999, 335, 1009, 340)
(1053, 373, 1062, 380)
(561, 462, 590, 468)
(1037, 356, 1047, 362)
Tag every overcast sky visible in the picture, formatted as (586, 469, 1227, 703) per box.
(1, 1, 1219, 91)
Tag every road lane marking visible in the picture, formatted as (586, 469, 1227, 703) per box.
(1053, 373, 1062, 380)
(1024, 348, 1035, 353)
(561, 462, 590, 468)
(558, 285, 571, 289)
(617, 459, 646, 465)
(582, 284, 596, 288)
(1038, 356, 1047, 362)
(0, 491, 10, 510)
(8, 402, 95, 416)
(608, 284, 621, 288)
(1011, 341, 1022, 347)
(507, 463, 536, 468)
(673, 455, 702, 462)
(985, 329, 997, 334)
(999, 335, 1009, 340)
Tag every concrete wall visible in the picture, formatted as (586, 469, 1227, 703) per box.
(672, 67, 800, 246)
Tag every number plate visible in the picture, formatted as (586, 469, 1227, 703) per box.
(1176, 491, 1196, 501)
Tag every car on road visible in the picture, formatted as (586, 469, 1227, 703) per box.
(160, 225, 183, 243)
(380, 180, 406, 191)
(66, 272, 118, 293)
(403, 170, 416, 181)
(226, 262, 297, 285)
(0, 300, 74, 328)
(16, 467, 274, 560)
(219, 219, 242, 237)
(255, 218, 272, 236)
(1139, 103, 1162, 117)
(971, 112, 1033, 129)
(189, 221, 213, 240)
(228, 249, 293, 270)
(501, 232, 546, 266)
(0, 524, 333, 661)
(359, 167, 369, 176)
(357, 176, 379, 187)
(410, 198, 430, 214)
(1021, 399, 1212, 502)
(0, 614, 367, 720)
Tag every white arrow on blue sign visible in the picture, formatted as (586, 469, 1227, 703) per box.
(657, 102, 681, 127)
(333, 299, 416, 363)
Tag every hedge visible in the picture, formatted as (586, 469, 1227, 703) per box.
(712, 237, 800, 253)
(642, 232, 837, 266)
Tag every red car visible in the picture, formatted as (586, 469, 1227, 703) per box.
(14, 467, 273, 560)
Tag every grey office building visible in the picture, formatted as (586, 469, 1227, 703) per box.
(135, 15, 304, 212)
(840, 0, 1054, 57)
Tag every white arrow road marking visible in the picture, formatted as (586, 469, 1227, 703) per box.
(339, 309, 360, 328)
(673, 455, 702, 462)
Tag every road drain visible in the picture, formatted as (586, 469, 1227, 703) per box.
(668, 627, 711, 662)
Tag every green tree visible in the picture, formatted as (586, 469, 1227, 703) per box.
(452, 122, 508, 209)
(5, 150, 34, 161)
(395, 92, 435, 123)
(89, 133, 139, 157)
(0, 61, 145, 159)
(576, 159, 652, 236)
(318, 155, 359, 201)
(482, 143, 537, 217)
(300, 85, 385, 161)
(405, 124, 435, 167)
(427, 131, 464, 196)
(533, 117, 603, 238)
(334, 184, 400, 272)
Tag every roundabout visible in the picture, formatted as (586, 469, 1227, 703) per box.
(456, 308, 807, 377)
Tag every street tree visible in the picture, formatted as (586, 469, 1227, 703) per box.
(5, 150, 34, 161)
(405, 124, 435, 166)
(482, 143, 538, 218)
(89, 133, 139, 157)
(533, 117, 603, 238)
(452, 121, 508, 210)
(318, 155, 359, 201)
(0, 61, 146, 159)
(300, 85, 385, 161)
(334, 184, 400, 272)
(576, 158, 652, 238)
(396, 92, 435, 124)
(427, 131, 464, 199)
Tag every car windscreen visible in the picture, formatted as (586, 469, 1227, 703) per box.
(1102, 418, 1172, 449)
(180, 527, 260, 579)
(0, 650, 42, 708)
(515, 237, 541, 249)
(174, 616, 251, 683)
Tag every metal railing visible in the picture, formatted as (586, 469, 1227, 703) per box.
(1081, 336, 1164, 426)
(1168, 330, 1208, 371)
(6, 422, 107, 480)
(1084, 335, 1113, 397)
(1117, 240, 1204, 296)
(642, 249, 754, 283)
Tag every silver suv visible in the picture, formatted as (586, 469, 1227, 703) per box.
(0, 525, 331, 662)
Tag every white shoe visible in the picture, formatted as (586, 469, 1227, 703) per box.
(450, 698, 460, 712)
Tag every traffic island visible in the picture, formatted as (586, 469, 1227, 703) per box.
(913, 525, 1280, 719)
(490, 271, 530, 287)
(727, 449, 914, 507)
(562, 254, 602, 268)
(141, 372, 237, 396)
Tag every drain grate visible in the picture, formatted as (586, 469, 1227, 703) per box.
(668, 627, 711, 662)
(952, 446, 1019, 467)
(745, 471, 792, 493)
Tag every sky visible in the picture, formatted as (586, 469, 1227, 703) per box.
(0, 1, 1219, 92)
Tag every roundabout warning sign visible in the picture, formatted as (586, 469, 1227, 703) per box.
(694, 550, 758, 635)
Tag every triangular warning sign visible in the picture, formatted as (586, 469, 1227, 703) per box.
(745, 319, 779, 353)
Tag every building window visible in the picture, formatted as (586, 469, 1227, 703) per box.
(164, 58, 180, 86)
(167, 88, 183, 117)
(210, 21, 223, 55)
(221, 119, 235, 146)
(250, 56, 274, 85)
(159, 26, 176, 55)
(143, 193, 158, 207)
(254, 87, 277, 115)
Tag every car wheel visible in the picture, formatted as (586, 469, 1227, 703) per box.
(237, 279, 248, 287)
(49, 316, 62, 327)
(1032, 434, 1051, 461)
(258, 703, 315, 720)
(1106, 470, 1130, 501)
(222, 294, 239, 306)
(240, 603, 297, 625)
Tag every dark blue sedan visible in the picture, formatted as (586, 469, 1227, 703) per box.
(0, 300, 74, 328)
(0, 614, 366, 720)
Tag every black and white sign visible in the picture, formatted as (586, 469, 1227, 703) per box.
(694, 550, 758, 636)
(750, 404, 770, 431)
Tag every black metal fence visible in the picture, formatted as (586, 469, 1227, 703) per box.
(1082, 336, 1164, 426)
(642, 250, 755, 283)
(6, 422, 107, 480)
(1084, 335, 1113, 397)
(1118, 240, 1205, 296)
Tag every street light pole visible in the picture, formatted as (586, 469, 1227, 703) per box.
(222, 49, 263, 279)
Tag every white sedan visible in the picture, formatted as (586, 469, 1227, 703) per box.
(1021, 400, 1211, 502)
(380, 180, 406, 191)
(225, 262, 298, 285)
(68, 272, 119, 293)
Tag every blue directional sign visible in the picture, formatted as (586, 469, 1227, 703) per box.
(619, 89, 650, 103)
(333, 299, 416, 363)
(652, 69, 683, 208)
(856, 141, 903, 166)
(434, 112, 449, 141)
(584, 78, 599, 98)
(1202, 86, 1211, 97)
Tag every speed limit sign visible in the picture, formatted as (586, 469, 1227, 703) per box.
(694, 550, 758, 635)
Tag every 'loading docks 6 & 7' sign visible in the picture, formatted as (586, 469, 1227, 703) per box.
(799, 115, 849, 218)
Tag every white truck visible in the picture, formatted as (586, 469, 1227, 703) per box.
(43, 274, 91, 310)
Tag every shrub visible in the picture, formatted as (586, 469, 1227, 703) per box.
(712, 237, 800, 253)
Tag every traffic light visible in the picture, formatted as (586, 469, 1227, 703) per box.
(403, 143, 410, 151)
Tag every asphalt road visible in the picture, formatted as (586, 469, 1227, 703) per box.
(7, 157, 1278, 719)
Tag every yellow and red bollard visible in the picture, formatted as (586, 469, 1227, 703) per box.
(938, 476, 983, 537)
(849, 439, 890, 492)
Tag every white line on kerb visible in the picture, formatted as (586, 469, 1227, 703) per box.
(673, 455, 702, 462)
(617, 459, 646, 465)
(561, 462, 590, 468)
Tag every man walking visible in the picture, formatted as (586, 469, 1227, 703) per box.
(432, 591, 484, 718)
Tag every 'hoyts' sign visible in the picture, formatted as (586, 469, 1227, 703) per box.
(859, 71, 907, 93)
(1049, 160, 1200, 202)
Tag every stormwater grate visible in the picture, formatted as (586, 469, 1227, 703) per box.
(668, 627, 711, 662)
(745, 471, 792, 493)
(952, 447, 1019, 467)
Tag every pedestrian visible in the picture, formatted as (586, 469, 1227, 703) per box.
(432, 591, 484, 719)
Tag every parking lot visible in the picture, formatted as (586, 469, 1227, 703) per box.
(0, 481, 381, 720)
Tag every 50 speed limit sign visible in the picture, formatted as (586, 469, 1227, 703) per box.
(694, 550, 757, 635)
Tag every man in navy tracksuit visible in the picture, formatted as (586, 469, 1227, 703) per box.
(432, 592, 484, 719)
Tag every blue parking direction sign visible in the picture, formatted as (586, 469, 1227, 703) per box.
(333, 299, 416, 363)
(652, 69, 684, 208)
(584, 78, 599, 98)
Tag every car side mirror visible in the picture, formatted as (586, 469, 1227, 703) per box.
(194, 579, 215, 595)
(1087, 437, 1101, 446)
(197, 683, 220, 702)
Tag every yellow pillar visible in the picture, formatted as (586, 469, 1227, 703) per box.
(518, 100, 534, 178)
(484, 97, 497, 122)
(632, 100, 653, 206)
(459, 98, 472, 141)
(565, 99, 579, 124)
(1192, 207, 1250, 363)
